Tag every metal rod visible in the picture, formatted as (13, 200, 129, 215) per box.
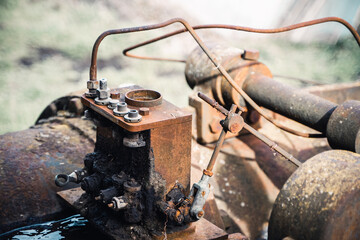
(198, 92, 230, 116)
(243, 124, 301, 167)
(206, 104, 237, 172)
(199, 92, 301, 167)
(123, 17, 360, 62)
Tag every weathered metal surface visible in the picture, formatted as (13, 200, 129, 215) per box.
(326, 100, 360, 153)
(185, 44, 272, 110)
(185, 44, 269, 143)
(0, 116, 96, 232)
(82, 85, 192, 133)
(268, 150, 360, 240)
(151, 120, 192, 194)
(242, 74, 337, 133)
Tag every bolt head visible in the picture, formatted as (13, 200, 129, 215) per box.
(87, 80, 99, 90)
(139, 107, 150, 116)
(99, 78, 108, 90)
(110, 91, 121, 100)
(96, 89, 110, 99)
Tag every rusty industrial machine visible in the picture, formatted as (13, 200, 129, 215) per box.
(1, 17, 360, 239)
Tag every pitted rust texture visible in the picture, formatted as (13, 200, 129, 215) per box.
(185, 44, 272, 110)
(269, 150, 360, 240)
(0, 117, 96, 232)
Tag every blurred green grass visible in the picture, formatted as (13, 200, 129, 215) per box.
(0, 0, 359, 134)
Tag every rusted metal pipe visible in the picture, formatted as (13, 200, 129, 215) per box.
(123, 17, 360, 63)
(242, 74, 337, 133)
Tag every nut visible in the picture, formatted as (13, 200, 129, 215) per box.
(108, 99, 119, 109)
(87, 80, 99, 90)
(139, 107, 149, 116)
(110, 91, 121, 100)
(124, 109, 142, 123)
(96, 88, 110, 99)
(99, 78, 108, 90)
(95, 79, 111, 105)
(113, 102, 129, 117)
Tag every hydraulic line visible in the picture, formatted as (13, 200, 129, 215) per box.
(123, 17, 360, 63)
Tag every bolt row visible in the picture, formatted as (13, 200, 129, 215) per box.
(86, 78, 143, 123)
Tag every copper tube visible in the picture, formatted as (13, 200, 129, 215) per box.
(123, 17, 360, 63)
(206, 105, 237, 173)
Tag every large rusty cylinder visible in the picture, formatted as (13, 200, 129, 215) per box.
(0, 116, 96, 233)
(243, 75, 360, 153)
(185, 43, 272, 110)
(242, 74, 337, 133)
(268, 150, 360, 240)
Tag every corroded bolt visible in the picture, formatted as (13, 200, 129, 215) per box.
(95, 78, 111, 105)
(110, 91, 121, 100)
(94, 196, 101, 201)
(108, 99, 119, 109)
(108, 203, 114, 208)
(197, 211, 204, 218)
(99, 78, 107, 90)
(113, 102, 129, 117)
(139, 107, 150, 116)
(124, 109, 142, 123)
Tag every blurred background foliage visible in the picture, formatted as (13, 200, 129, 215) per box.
(0, 0, 359, 134)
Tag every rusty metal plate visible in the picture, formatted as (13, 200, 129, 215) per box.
(81, 85, 192, 132)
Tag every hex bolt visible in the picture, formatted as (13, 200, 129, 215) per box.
(110, 91, 121, 100)
(124, 109, 142, 123)
(95, 78, 111, 105)
(99, 78, 107, 89)
(128, 110, 138, 118)
(113, 102, 129, 117)
(139, 107, 150, 116)
(85, 80, 99, 98)
(108, 99, 119, 109)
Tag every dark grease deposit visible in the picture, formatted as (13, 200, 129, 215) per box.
(0, 215, 107, 240)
